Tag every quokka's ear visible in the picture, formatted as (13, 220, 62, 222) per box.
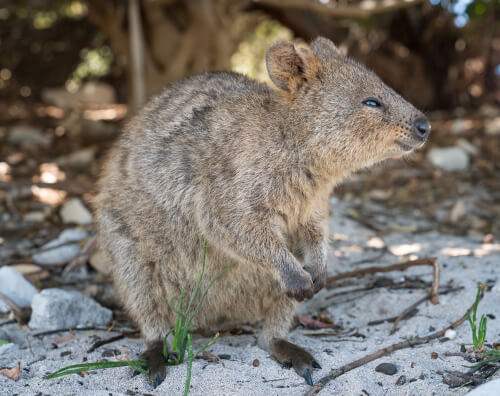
(265, 41, 319, 93)
(310, 37, 340, 61)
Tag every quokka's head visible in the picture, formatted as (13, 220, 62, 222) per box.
(266, 37, 430, 171)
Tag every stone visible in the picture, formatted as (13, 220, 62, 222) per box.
(0, 266, 38, 313)
(78, 82, 116, 105)
(375, 362, 398, 375)
(89, 248, 112, 275)
(450, 119, 472, 135)
(60, 198, 92, 225)
(456, 138, 479, 156)
(23, 211, 46, 223)
(33, 229, 88, 266)
(427, 147, 469, 171)
(0, 343, 19, 356)
(449, 200, 467, 223)
(466, 378, 500, 395)
(444, 329, 456, 340)
(395, 375, 407, 385)
(42, 82, 116, 109)
(485, 117, 500, 136)
(57, 147, 96, 169)
(8, 126, 51, 148)
(479, 104, 500, 118)
(29, 288, 112, 331)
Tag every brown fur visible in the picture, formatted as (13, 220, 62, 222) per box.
(95, 37, 429, 384)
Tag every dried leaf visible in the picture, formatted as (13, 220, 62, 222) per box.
(296, 314, 338, 329)
(0, 362, 21, 381)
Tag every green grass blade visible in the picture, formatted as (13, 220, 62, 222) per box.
(193, 333, 219, 358)
(163, 329, 173, 360)
(186, 262, 234, 329)
(184, 240, 208, 318)
(472, 286, 480, 326)
(43, 360, 148, 379)
(184, 333, 194, 396)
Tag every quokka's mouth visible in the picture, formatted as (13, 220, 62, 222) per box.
(396, 140, 424, 152)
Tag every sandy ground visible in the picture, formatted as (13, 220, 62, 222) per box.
(1, 197, 499, 396)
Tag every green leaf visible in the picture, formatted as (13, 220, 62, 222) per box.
(0, 339, 8, 346)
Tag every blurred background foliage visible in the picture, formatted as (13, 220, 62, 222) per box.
(0, 0, 498, 112)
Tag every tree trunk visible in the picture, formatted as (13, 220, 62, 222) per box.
(87, 0, 256, 100)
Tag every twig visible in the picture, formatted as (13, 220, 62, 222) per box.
(368, 308, 419, 326)
(445, 370, 486, 385)
(0, 292, 31, 325)
(62, 235, 97, 276)
(389, 286, 463, 334)
(349, 248, 388, 266)
(87, 333, 136, 353)
(32, 326, 137, 338)
(304, 289, 484, 396)
(327, 258, 440, 305)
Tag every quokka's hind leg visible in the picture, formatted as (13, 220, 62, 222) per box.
(258, 295, 321, 386)
(102, 229, 174, 387)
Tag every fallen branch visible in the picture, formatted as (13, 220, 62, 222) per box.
(62, 235, 98, 276)
(87, 333, 137, 353)
(389, 286, 463, 334)
(327, 258, 440, 305)
(0, 292, 31, 325)
(32, 326, 137, 338)
(304, 289, 484, 396)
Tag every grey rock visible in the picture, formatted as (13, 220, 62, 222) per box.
(466, 378, 500, 395)
(456, 138, 479, 156)
(33, 229, 88, 266)
(29, 288, 112, 331)
(60, 198, 93, 225)
(42, 82, 116, 108)
(395, 375, 407, 385)
(427, 147, 469, 171)
(485, 117, 500, 136)
(0, 343, 19, 355)
(57, 147, 96, 169)
(23, 211, 46, 223)
(375, 363, 398, 375)
(443, 372, 467, 388)
(8, 126, 52, 147)
(0, 266, 38, 313)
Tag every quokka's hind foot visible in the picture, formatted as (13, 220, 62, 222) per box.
(270, 338, 321, 386)
(137, 340, 167, 388)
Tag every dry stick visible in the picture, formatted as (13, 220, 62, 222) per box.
(0, 292, 31, 324)
(86, 332, 138, 353)
(304, 290, 484, 396)
(62, 235, 98, 276)
(327, 258, 440, 305)
(389, 286, 463, 334)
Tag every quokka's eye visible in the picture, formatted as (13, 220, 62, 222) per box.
(362, 98, 382, 108)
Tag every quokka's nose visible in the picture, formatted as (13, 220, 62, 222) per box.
(413, 117, 431, 140)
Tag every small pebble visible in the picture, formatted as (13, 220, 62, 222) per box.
(443, 373, 467, 388)
(431, 352, 438, 360)
(252, 359, 260, 367)
(375, 363, 398, 375)
(60, 198, 93, 225)
(0, 266, 38, 313)
(444, 329, 456, 340)
(395, 375, 407, 385)
(33, 229, 88, 266)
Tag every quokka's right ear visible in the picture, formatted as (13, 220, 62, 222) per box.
(265, 41, 319, 93)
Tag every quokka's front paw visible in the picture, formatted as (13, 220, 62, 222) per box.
(304, 266, 327, 293)
(282, 269, 314, 301)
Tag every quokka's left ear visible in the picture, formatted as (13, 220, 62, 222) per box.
(265, 41, 319, 94)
